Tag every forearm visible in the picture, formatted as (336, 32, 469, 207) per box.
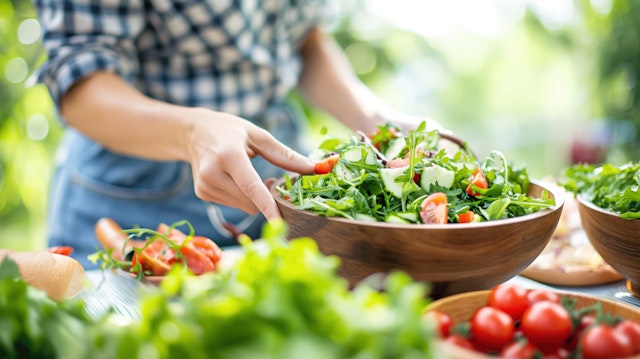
(297, 27, 398, 134)
(60, 71, 197, 162)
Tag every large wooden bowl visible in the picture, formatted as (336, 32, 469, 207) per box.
(271, 179, 564, 298)
(426, 290, 640, 358)
(578, 196, 640, 298)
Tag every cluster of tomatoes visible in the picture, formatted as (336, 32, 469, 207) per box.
(131, 224, 223, 277)
(425, 284, 640, 359)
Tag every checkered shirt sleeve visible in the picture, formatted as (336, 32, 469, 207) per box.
(33, 0, 336, 120)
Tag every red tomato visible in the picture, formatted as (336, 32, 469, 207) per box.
(526, 289, 560, 305)
(314, 154, 339, 174)
(499, 340, 539, 359)
(387, 158, 410, 168)
(565, 314, 595, 351)
(470, 306, 515, 351)
(521, 301, 572, 351)
(488, 284, 530, 321)
(423, 310, 452, 338)
(443, 334, 475, 351)
(580, 324, 635, 359)
(466, 168, 488, 197)
(137, 240, 175, 276)
(615, 319, 640, 354)
(179, 243, 215, 275)
(190, 236, 222, 264)
(420, 192, 448, 224)
(47, 246, 74, 256)
(542, 346, 570, 359)
(457, 210, 475, 223)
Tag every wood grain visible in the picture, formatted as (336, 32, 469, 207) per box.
(272, 179, 564, 298)
(578, 196, 640, 298)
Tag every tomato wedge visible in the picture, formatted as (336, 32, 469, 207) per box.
(420, 192, 448, 224)
(47, 246, 74, 256)
(314, 153, 339, 174)
(457, 210, 475, 223)
(466, 168, 488, 197)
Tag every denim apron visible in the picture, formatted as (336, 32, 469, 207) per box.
(48, 104, 308, 268)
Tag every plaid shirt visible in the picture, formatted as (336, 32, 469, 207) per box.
(34, 0, 334, 120)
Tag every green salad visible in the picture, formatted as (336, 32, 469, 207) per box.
(277, 122, 555, 224)
(560, 162, 640, 219)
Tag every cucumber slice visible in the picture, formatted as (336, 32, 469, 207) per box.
(396, 211, 418, 223)
(380, 167, 419, 198)
(342, 146, 377, 165)
(420, 165, 455, 190)
(385, 214, 409, 224)
(385, 138, 406, 160)
(355, 213, 378, 222)
(333, 162, 355, 181)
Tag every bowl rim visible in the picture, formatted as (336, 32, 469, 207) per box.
(271, 178, 564, 229)
(576, 193, 630, 219)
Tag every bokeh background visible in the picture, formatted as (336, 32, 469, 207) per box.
(2, 0, 639, 250)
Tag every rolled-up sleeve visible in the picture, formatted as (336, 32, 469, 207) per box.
(33, 0, 145, 108)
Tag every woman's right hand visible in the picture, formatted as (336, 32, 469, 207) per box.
(184, 108, 315, 221)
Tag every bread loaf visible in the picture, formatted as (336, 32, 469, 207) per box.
(0, 250, 85, 301)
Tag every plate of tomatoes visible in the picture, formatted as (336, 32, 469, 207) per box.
(425, 283, 640, 359)
(93, 218, 224, 284)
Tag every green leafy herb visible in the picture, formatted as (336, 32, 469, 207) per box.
(559, 162, 640, 219)
(279, 122, 555, 223)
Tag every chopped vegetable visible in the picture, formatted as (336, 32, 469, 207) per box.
(278, 122, 555, 224)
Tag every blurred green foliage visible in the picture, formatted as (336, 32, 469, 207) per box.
(3, 0, 640, 251)
(0, 0, 61, 250)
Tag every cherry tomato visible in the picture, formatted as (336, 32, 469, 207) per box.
(420, 192, 448, 224)
(541, 346, 569, 359)
(443, 334, 475, 351)
(488, 284, 530, 321)
(580, 324, 635, 359)
(615, 319, 640, 353)
(314, 153, 339, 175)
(499, 340, 539, 359)
(457, 210, 475, 223)
(47, 246, 74, 256)
(521, 301, 572, 351)
(565, 314, 595, 351)
(466, 168, 488, 197)
(526, 289, 560, 305)
(423, 310, 452, 338)
(470, 306, 515, 351)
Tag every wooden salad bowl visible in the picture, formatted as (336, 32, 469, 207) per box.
(578, 195, 640, 298)
(271, 179, 564, 298)
(426, 289, 640, 359)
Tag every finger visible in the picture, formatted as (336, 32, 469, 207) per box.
(194, 170, 260, 215)
(224, 154, 282, 221)
(248, 128, 315, 175)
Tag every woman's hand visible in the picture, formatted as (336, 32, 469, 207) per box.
(185, 109, 315, 220)
(61, 72, 315, 221)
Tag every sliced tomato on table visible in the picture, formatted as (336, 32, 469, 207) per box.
(420, 192, 448, 224)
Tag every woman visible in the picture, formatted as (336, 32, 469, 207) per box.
(33, 0, 442, 268)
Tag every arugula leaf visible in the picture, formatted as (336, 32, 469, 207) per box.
(280, 122, 554, 224)
(560, 162, 640, 219)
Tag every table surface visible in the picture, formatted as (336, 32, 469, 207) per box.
(77, 267, 640, 321)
